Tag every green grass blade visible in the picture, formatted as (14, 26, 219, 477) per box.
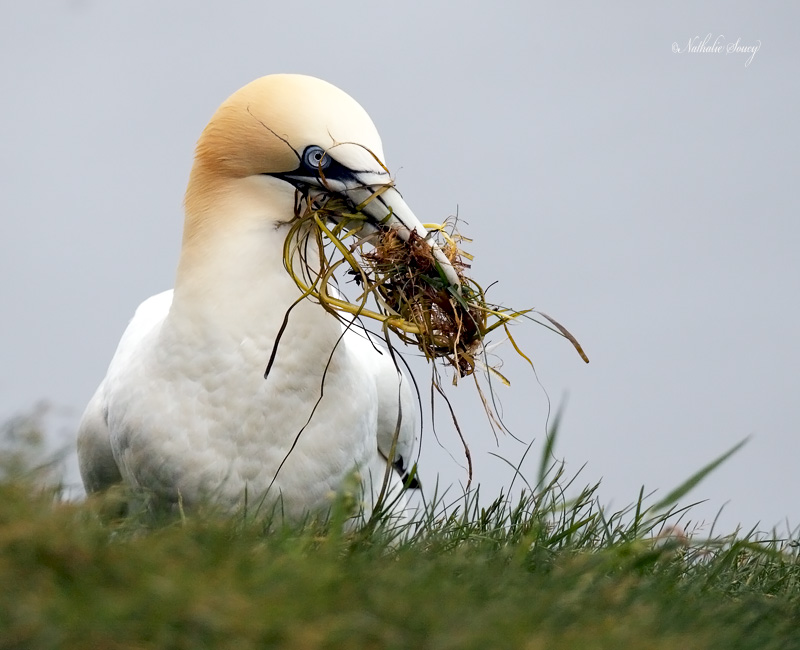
(650, 437, 749, 512)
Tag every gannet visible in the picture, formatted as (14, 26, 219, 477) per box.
(77, 74, 459, 522)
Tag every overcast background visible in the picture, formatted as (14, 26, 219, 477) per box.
(1, 2, 797, 535)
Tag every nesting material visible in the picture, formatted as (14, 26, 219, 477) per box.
(281, 183, 588, 380)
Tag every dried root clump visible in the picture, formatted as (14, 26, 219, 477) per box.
(359, 227, 488, 377)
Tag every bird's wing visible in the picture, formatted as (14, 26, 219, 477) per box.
(345, 324, 420, 488)
(77, 290, 173, 493)
(76, 380, 121, 493)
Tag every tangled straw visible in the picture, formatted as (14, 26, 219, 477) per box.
(279, 181, 589, 381)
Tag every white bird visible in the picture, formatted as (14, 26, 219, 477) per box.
(77, 74, 459, 523)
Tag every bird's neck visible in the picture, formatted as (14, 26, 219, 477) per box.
(171, 174, 335, 344)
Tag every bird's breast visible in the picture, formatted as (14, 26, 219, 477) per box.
(106, 303, 379, 516)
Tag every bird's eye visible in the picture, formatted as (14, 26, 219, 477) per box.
(302, 145, 331, 172)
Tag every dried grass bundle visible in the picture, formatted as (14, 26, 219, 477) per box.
(279, 183, 588, 381)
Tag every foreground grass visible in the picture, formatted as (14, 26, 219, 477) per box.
(2, 446, 800, 650)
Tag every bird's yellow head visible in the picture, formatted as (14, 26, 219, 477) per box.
(179, 73, 462, 296)
(189, 74, 385, 184)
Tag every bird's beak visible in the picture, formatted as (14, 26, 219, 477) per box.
(337, 175, 462, 290)
(276, 165, 461, 290)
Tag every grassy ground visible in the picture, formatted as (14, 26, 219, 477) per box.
(1, 418, 799, 649)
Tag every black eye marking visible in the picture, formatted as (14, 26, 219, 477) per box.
(302, 145, 331, 172)
(295, 145, 360, 184)
(266, 143, 387, 191)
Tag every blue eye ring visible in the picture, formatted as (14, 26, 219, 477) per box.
(303, 145, 331, 172)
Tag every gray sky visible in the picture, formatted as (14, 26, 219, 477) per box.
(1, 2, 797, 534)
